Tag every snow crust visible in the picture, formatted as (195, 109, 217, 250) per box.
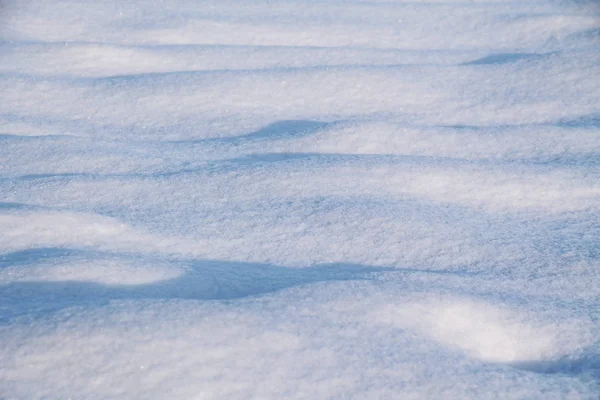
(1, 0, 599, 398)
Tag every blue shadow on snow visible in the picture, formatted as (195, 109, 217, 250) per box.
(0, 248, 391, 322)
(463, 52, 544, 65)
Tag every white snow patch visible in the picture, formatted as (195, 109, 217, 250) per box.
(0, 211, 200, 256)
(378, 296, 594, 363)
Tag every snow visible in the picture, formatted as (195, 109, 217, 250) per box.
(1, 0, 599, 398)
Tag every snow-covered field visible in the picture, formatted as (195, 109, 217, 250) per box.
(1, 0, 600, 398)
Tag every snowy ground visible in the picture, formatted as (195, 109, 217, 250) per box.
(1, 0, 600, 398)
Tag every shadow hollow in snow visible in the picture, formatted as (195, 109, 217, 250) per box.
(464, 53, 543, 65)
(242, 120, 330, 140)
(0, 202, 31, 211)
(170, 119, 332, 144)
(556, 113, 600, 129)
(0, 247, 80, 268)
(510, 354, 600, 388)
(0, 249, 389, 321)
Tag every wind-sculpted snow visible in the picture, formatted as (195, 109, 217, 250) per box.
(1, 0, 600, 398)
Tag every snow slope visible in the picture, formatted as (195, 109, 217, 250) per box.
(1, 0, 600, 398)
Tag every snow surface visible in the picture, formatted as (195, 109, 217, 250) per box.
(1, 0, 600, 398)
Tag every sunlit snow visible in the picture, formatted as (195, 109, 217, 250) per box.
(1, 0, 599, 398)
